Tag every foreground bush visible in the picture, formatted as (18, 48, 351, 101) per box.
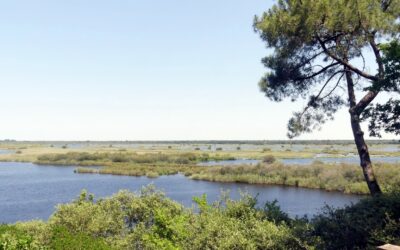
(0, 223, 111, 250)
(311, 192, 400, 249)
(1, 187, 399, 249)
(0, 187, 308, 250)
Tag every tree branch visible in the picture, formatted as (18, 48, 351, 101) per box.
(290, 49, 331, 72)
(316, 35, 379, 82)
(294, 62, 340, 81)
(351, 90, 379, 116)
(299, 70, 344, 117)
(345, 70, 357, 108)
(315, 70, 344, 99)
(321, 72, 345, 99)
(345, 64, 379, 116)
(369, 36, 384, 79)
(382, 0, 392, 11)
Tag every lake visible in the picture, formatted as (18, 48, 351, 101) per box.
(0, 162, 361, 223)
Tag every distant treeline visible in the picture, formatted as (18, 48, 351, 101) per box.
(1, 140, 399, 145)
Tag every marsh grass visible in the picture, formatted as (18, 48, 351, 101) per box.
(36, 151, 234, 166)
(2, 142, 398, 195)
(146, 171, 159, 178)
(191, 162, 400, 194)
(74, 167, 99, 174)
(68, 155, 400, 195)
(97, 163, 196, 177)
(38, 152, 217, 178)
(33, 150, 400, 194)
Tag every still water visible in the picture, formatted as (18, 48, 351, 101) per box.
(0, 162, 360, 223)
(0, 149, 14, 155)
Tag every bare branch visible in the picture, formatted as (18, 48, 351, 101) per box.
(294, 62, 340, 81)
(321, 72, 345, 99)
(369, 36, 384, 78)
(299, 70, 344, 118)
(291, 46, 337, 73)
(316, 35, 379, 81)
(315, 70, 344, 99)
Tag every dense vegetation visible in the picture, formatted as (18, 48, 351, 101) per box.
(1, 187, 399, 249)
(36, 152, 233, 165)
(35, 152, 231, 177)
(191, 162, 400, 194)
(33, 151, 400, 195)
(312, 192, 400, 249)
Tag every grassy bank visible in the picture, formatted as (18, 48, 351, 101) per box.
(35, 152, 222, 177)
(190, 162, 400, 195)
(1, 187, 399, 249)
(75, 163, 201, 177)
(35, 151, 233, 165)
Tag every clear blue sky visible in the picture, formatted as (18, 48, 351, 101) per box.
(0, 1, 394, 140)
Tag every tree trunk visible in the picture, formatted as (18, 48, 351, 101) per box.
(349, 113, 382, 195)
(345, 70, 382, 195)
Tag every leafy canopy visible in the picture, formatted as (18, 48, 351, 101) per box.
(254, 0, 400, 138)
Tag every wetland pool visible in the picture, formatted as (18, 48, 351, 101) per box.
(0, 162, 361, 223)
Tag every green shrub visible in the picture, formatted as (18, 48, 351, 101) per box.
(186, 194, 307, 250)
(146, 172, 159, 178)
(2, 187, 400, 249)
(311, 192, 400, 249)
(111, 154, 130, 163)
(0, 224, 37, 250)
(263, 155, 276, 164)
(263, 200, 291, 224)
(2, 187, 309, 249)
(49, 226, 111, 250)
(49, 190, 126, 237)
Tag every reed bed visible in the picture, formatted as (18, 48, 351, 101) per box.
(35, 151, 400, 195)
(191, 162, 400, 194)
